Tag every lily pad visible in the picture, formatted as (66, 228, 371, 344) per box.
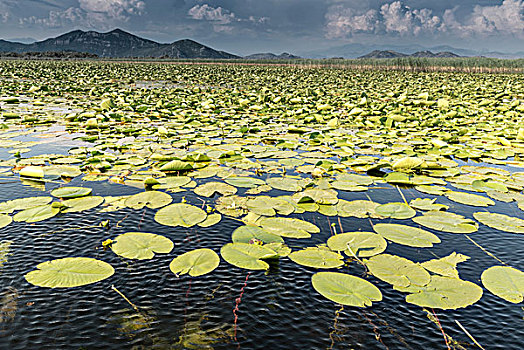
(232, 225, 284, 244)
(258, 217, 320, 239)
(445, 191, 495, 207)
(25, 257, 114, 288)
(51, 187, 92, 199)
(13, 205, 59, 223)
(194, 182, 237, 197)
(336, 200, 381, 218)
(327, 232, 387, 257)
(0, 214, 12, 229)
(197, 213, 222, 228)
(481, 266, 524, 303)
(373, 223, 441, 248)
(413, 211, 478, 233)
(473, 212, 524, 234)
(169, 248, 220, 277)
(409, 198, 448, 211)
(154, 203, 207, 227)
(125, 191, 172, 210)
(365, 254, 430, 288)
(421, 252, 469, 279)
(288, 247, 344, 269)
(312, 272, 382, 307)
(0, 196, 53, 214)
(375, 202, 416, 219)
(396, 275, 483, 310)
(111, 232, 174, 260)
(267, 177, 304, 192)
(61, 196, 104, 213)
(220, 243, 276, 270)
(224, 177, 265, 188)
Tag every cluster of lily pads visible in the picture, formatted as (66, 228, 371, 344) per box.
(0, 60, 522, 315)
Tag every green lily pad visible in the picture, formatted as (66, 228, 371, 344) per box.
(62, 196, 104, 213)
(472, 180, 508, 193)
(481, 266, 524, 303)
(409, 198, 448, 211)
(373, 223, 441, 248)
(19, 166, 44, 178)
(0, 214, 12, 229)
(327, 232, 387, 258)
(421, 252, 469, 279)
(0, 196, 53, 214)
(288, 247, 344, 269)
(169, 248, 220, 277)
(336, 200, 381, 218)
(365, 254, 430, 288)
(197, 213, 222, 228)
(415, 185, 448, 195)
(224, 177, 265, 188)
(258, 217, 320, 239)
(220, 243, 276, 270)
(392, 157, 424, 171)
(111, 232, 174, 260)
(25, 257, 114, 288)
(154, 203, 207, 227)
(396, 275, 483, 310)
(413, 211, 478, 233)
(194, 182, 237, 197)
(293, 188, 339, 205)
(445, 191, 495, 207)
(312, 272, 382, 307)
(267, 177, 304, 192)
(13, 205, 59, 223)
(232, 225, 284, 244)
(160, 160, 193, 172)
(473, 212, 524, 234)
(125, 191, 172, 210)
(51, 187, 92, 199)
(152, 176, 191, 189)
(375, 202, 416, 219)
(331, 180, 367, 192)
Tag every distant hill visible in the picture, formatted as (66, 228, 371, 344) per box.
(243, 52, 301, 60)
(0, 29, 239, 59)
(358, 50, 460, 59)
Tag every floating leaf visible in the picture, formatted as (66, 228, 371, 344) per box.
(312, 272, 382, 307)
(472, 180, 508, 193)
(421, 252, 469, 279)
(51, 187, 92, 199)
(267, 177, 304, 192)
(111, 232, 173, 260)
(0, 196, 53, 214)
(170, 248, 220, 277)
(125, 191, 172, 210)
(373, 224, 440, 248)
(0, 240, 13, 267)
(481, 266, 524, 303)
(154, 203, 207, 227)
(264, 243, 291, 257)
(473, 212, 524, 234)
(336, 200, 381, 218)
(216, 195, 247, 217)
(19, 166, 44, 178)
(224, 177, 265, 188)
(61, 196, 104, 213)
(231, 225, 284, 244)
(220, 243, 276, 270)
(409, 198, 448, 211)
(197, 213, 222, 228)
(445, 191, 495, 207)
(13, 205, 59, 223)
(415, 185, 448, 195)
(160, 160, 193, 172)
(0, 214, 12, 229)
(258, 217, 320, 239)
(331, 180, 367, 192)
(397, 276, 483, 310)
(413, 211, 478, 233)
(25, 257, 114, 288)
(327, 232, 386, 257)
(152, 176, 191, 189)
(365, 254, 430, 288)
(293, 188, 339, 205)
(375, 202, 416, 219)
(392, 157, 424, 171)
(288, 247, 344, 269)
(194, 182, 237, 197)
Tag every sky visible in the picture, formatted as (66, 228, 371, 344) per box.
(0, 0, 523, 55)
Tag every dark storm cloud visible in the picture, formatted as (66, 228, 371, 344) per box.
(0, 1, 522, 54)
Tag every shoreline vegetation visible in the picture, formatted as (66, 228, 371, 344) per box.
(0, 52, 523, 73)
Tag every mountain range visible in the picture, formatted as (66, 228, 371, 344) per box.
(358, 50, 460, 59)
(0, 29, 239, 59)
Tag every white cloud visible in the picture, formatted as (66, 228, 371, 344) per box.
(188, 4, 235, 24)
(325, 0, 523, 39)
(443, 0, 524, 38)
(79, 0, 145, 20)
(325, 5, 378, 38)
